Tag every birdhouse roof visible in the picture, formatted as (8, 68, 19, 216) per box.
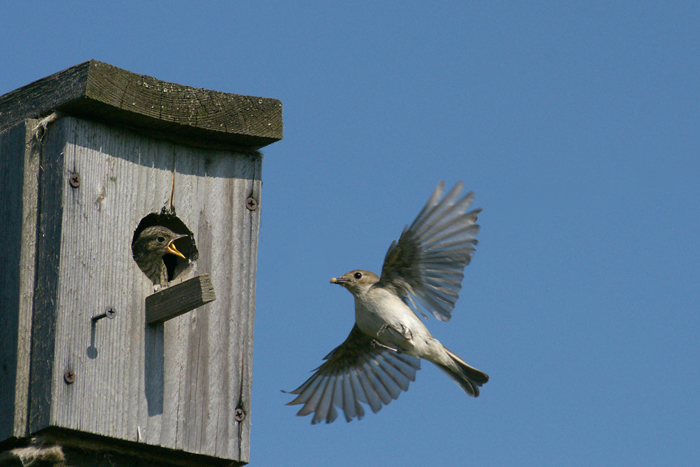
(0, 60, 282, 150)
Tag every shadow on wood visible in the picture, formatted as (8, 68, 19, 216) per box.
(145, 324, 165, 417)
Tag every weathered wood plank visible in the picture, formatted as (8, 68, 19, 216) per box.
(0, 120, 42, 439)
(0, 60, 283, 150)
(32, 116, 261, 462)
(0, 64, 90, 134)
(145, 274, 216, 324)
(13, 120, 43, 439)
(2, 427, 246, 467)
(0, 123, 24, 439)
(26, 119, 68, 435)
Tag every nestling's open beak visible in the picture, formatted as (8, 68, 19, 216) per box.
(166, 235, 187, 259)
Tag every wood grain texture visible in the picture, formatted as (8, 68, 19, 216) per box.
(27, 120, 67, 435)
(145, 274, 217, 325)
(15, 116, 261, 463)
(0, 60, 282, 150)
(3, 427, 246, 467)
(0, 120, 41, 439)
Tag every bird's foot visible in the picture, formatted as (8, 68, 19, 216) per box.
(377, 323, 413, 341)
(371, 339, 401, 353)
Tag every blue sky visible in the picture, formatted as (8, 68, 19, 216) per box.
(2, 2, 699, 465)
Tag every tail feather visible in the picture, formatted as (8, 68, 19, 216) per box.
(434, 348, 489, 397)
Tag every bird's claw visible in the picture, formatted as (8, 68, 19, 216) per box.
(377, 323, 413, 341)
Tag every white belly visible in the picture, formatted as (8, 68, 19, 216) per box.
(354, 287, 434, 356)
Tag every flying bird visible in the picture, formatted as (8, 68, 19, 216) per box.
(286, 181, 489, 424)
(132, 225, 187, 287)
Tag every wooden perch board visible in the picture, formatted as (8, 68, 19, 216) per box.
(145, 274, 217, 324)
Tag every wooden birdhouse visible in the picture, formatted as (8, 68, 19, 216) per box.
(0, 61, 282, 466)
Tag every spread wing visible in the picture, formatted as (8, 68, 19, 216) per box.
(378, 181, 480, 321)
(286, 324, 421, 424)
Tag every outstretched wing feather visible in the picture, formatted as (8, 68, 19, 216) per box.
(286, 324, 420, 424)
(379, 181, 480, 321)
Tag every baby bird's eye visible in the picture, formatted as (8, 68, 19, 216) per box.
(354, 272, 362, 280)
(157, 236, 165, 243)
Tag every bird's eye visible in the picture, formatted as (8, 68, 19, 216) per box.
(354, 272, 362, 280)
(157, 236, 165, 243)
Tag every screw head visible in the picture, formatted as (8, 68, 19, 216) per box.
(245, 197, 257, 211)
(234, 408, 246, 422)
(69, 172, 80, 188)
(64, 370, 75, 384)
(105, 307, 116, 319)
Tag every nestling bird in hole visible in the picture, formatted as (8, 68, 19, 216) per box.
(132, 226, 187, 287)
(286, 181, 489, 424)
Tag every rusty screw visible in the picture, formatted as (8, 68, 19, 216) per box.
(64, 370, 75, 384)
(246, 197, 257, 211)
(234, 408, 246, 422)
(69, 172, 81, 188)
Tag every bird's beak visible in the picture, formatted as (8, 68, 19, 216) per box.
(166, 237, 187, 259)
(330, 277, 347, 285)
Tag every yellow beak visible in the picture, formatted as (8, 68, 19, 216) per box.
(166, 239, 186, 259)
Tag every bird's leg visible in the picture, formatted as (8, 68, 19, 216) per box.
(400, 324, 413, 341)
(377, 323, 413, 341)
(371, 339, 401, 353)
